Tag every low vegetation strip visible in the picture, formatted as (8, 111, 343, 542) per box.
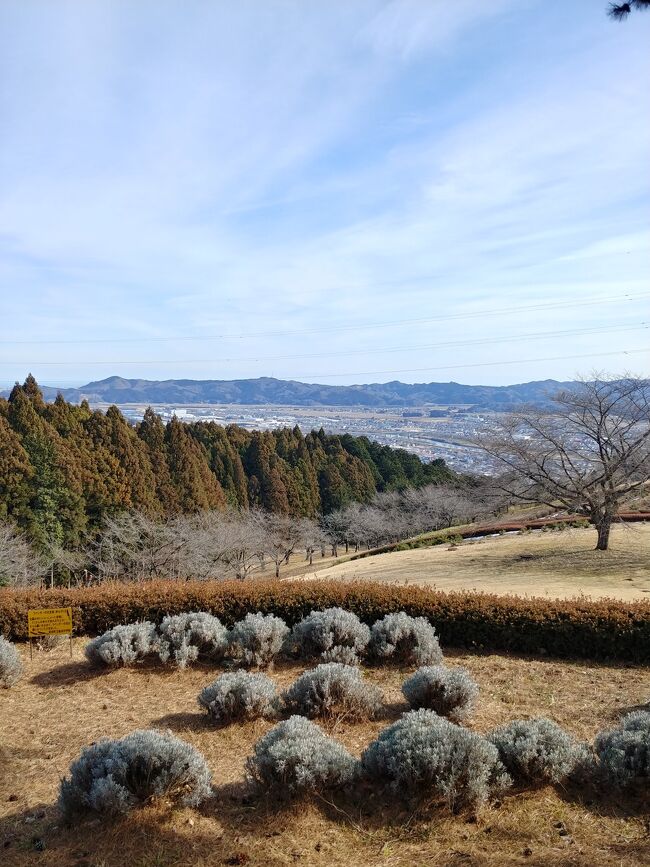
(2, 580, 650, 662)
(347, 512, 650, 560)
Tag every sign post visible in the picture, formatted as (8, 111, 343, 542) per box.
(27, 607, 73, 658)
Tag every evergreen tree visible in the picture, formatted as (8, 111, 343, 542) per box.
(165, 417, 226, 511)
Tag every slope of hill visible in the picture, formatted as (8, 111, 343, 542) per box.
(295, 523, 650, 601)
(2, 375, 574, 409)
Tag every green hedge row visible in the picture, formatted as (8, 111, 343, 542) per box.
(2, 580, 649, 663)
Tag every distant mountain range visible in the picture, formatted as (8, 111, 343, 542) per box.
(2, 375, 575, 410)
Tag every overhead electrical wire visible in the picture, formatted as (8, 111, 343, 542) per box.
(286, 348, 650, 380)
(2, 321, 646, 365)
(1, 349, 646, 383)
(2, 291, 648, 345)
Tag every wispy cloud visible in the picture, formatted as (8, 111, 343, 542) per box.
(0, 0, 648, 385)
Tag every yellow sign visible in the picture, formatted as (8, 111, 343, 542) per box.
(28, 607, 73, 637)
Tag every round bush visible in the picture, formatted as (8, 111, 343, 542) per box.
(158, 611, 229, 669)
(321, 645, 359, 665)
(0, 635, 22, 687)
(85, 621, 158, 667)
(247, 715, 357, 795)
(283, 663, 383, 721)
(285, 607, 370, 664)
(402, 665, 478, 722)
(229, 612, 289, 668)
(198, 671, 278, 723)
(369, 612, 442, 666)
(59, 729, 212, 818)
(361, 709, 510, 811)
(595, 711, 650, 789)
(488, 718, 583, 785)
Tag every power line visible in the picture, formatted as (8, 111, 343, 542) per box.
(3, 321, 646, 366)
(294, 348, 649, 380)
(3, 348, 647, 384)
(3, 291, 648, 345)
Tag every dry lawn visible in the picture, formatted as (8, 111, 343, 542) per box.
(1, 640, 649, 866)
(296, 524, 650, 600)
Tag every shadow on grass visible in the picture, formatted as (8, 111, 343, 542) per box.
(556, 776, 650, 821)
(151, 710, 216, 733)
(29, 660, 107, 687)
(29, 657, 225, 688)
(612, 700, 650, 720)
(3, 776, 649, 867)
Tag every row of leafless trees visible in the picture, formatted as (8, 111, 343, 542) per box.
(0, 481, 501, 588)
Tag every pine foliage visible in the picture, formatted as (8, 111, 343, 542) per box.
(0, 377, 453, 555)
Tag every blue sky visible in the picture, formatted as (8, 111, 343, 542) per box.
(0, 0, 648, 387)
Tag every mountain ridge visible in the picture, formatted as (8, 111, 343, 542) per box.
(1, 375, 574, 410)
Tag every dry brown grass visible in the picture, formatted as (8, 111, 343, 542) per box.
(296, 524, 650, 600)
(1, 639, 649, 866)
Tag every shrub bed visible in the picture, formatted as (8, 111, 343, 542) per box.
(2, 579, 650, 662)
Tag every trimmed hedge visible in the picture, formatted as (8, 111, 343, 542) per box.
(1, 580, 649, 662)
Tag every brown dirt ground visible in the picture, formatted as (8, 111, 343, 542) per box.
(1, 640, 649, 867)
(294, 524, 650, 600)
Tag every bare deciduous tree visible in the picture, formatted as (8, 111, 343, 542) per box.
(0, 520, 45, 587)
(476, 376, 650, 550)
(90, 512, 188, 581)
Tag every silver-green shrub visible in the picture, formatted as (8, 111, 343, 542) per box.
(361, 709, 510, 811)
(402, 665, 478, 722)
(0, 635, 22, 687)
(488, 718, 583, 785)
(285, 607, 370, 663)
(369, 612, 442, 666)
(198, 671, 278, 723)
(158, 611, 228, 669)
(85, 621, 158, 667)
(58, 729, 212, 818)
(228, 612, 289, 668)
(594, 711, 650, 789)
(282, 663, 383, 721)
(247, 715, 357, 794)
(321, 645, 359, 665)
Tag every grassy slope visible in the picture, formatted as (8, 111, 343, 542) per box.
(1, 640, 649, 866)
(293, 524, 650, 600)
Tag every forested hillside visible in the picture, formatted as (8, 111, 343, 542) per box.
(8, 374, 573, 409)
(0, 376, 453, 552)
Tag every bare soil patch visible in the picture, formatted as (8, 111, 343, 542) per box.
(295, 524, 650, 600)
(1, 640, 649, 866)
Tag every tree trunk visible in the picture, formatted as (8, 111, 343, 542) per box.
(595, 515, 613, 551)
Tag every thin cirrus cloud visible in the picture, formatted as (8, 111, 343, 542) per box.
(0, 0, 648, 387)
